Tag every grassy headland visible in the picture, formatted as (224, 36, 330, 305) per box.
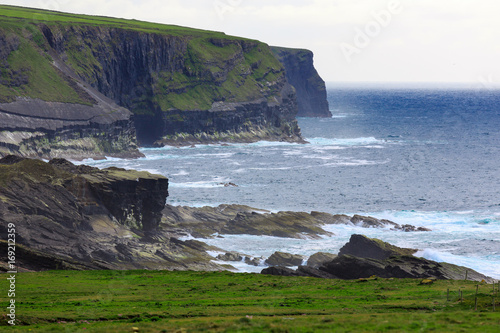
(1, 270, 499, 332)
(0, 4, 283, 111)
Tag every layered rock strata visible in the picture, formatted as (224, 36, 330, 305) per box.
(163, 205, 430, 239)
(261, 235, 495, 283)
(0, 156, 224, 271)
(0, 6, 311, 157)
(272, 46, 331, 118)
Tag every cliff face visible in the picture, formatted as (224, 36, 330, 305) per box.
(0, 18, 142, 159)
(0, 5, 305, 155)
(272, 47, 331, 118)
(41, 24, 303, 145)
(0, 156, 222, 271)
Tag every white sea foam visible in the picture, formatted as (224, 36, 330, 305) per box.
(172, 170, 189, 176)
(194, 208, 500, 279)
(247, 141, 302, 147)
(307, 137, 385, 146)
(169, 181, 218, 188)
(415, 249, 500, 279)
(71, 114, 500, 280)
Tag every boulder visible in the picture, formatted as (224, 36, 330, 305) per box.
(319, 254, 495, 283)
(306, 252, 337, 268)
(216, 252, 243, 262)
(350, 215, 398, 228)
(396, 224, 432, 232)
(338, 234, 417, 260)
(297, 266, 338, 279)
(261, 266, 308, 277)
(244, 256, 263, 266)
(265, 251, 305, 267)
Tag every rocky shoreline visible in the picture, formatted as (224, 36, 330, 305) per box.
(0, 156, 496, 283)
(259, 234, 496, 283)
(162, 204, 431, 239)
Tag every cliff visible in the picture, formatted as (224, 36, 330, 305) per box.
(0, 5, 305, 157)
(272, 46, 331, 118)
(0, 156, 224, 271)
(0, 9, 143, 159)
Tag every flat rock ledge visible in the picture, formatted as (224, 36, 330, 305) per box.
(163, 205, 431, 239)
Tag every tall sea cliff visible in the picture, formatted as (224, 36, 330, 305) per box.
(0, 6, 331, 158)
(272, 47, 331, 118)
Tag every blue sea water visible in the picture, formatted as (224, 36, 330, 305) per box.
(80, 86, 500, 279)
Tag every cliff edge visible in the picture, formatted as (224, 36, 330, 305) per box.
(272, 46, 331, 118)
(0, 5, 306, 157)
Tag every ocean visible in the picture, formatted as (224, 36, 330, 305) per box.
(80, 86, 500, 279)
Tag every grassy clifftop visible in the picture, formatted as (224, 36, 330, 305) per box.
(0, 5, 285, 112)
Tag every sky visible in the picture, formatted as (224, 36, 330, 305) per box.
(1, 0, 500, 85)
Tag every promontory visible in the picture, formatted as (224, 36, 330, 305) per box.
(0, 5, 329, 159)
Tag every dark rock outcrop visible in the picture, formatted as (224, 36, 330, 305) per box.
(217, 252, 243, 262)
(265, 251, 305, 267)
(338, 234, 417, 260)
(297, 265, 338, 279)
(163, 205, 429, 239)
(261, 266, 308, 277)
(0, 156, 224, 271)
(318, 255, 495, 283)
(272, 47, 331, 118)
(261, 235, 495, 283)
(307, 252, 338, 268)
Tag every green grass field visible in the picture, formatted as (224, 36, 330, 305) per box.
(1, 270, 499, 332)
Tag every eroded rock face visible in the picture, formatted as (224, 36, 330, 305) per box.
(163, 205, 429, 239)
(0, 98, 141, 160)
(272, 47, 331, 118)
(0, 157, 222, 271)
(338, 234, 417, 260)
(1, 14, 307, 157)
(47, 158, 169, 231)
(38, 24, 305, 147)
(154, 87, 305, 147)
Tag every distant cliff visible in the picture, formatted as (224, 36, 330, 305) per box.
(0, 5, 305, 158)
(272, 47, 331, 118)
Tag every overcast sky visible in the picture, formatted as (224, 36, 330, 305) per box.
(2, 0, 500, 85)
